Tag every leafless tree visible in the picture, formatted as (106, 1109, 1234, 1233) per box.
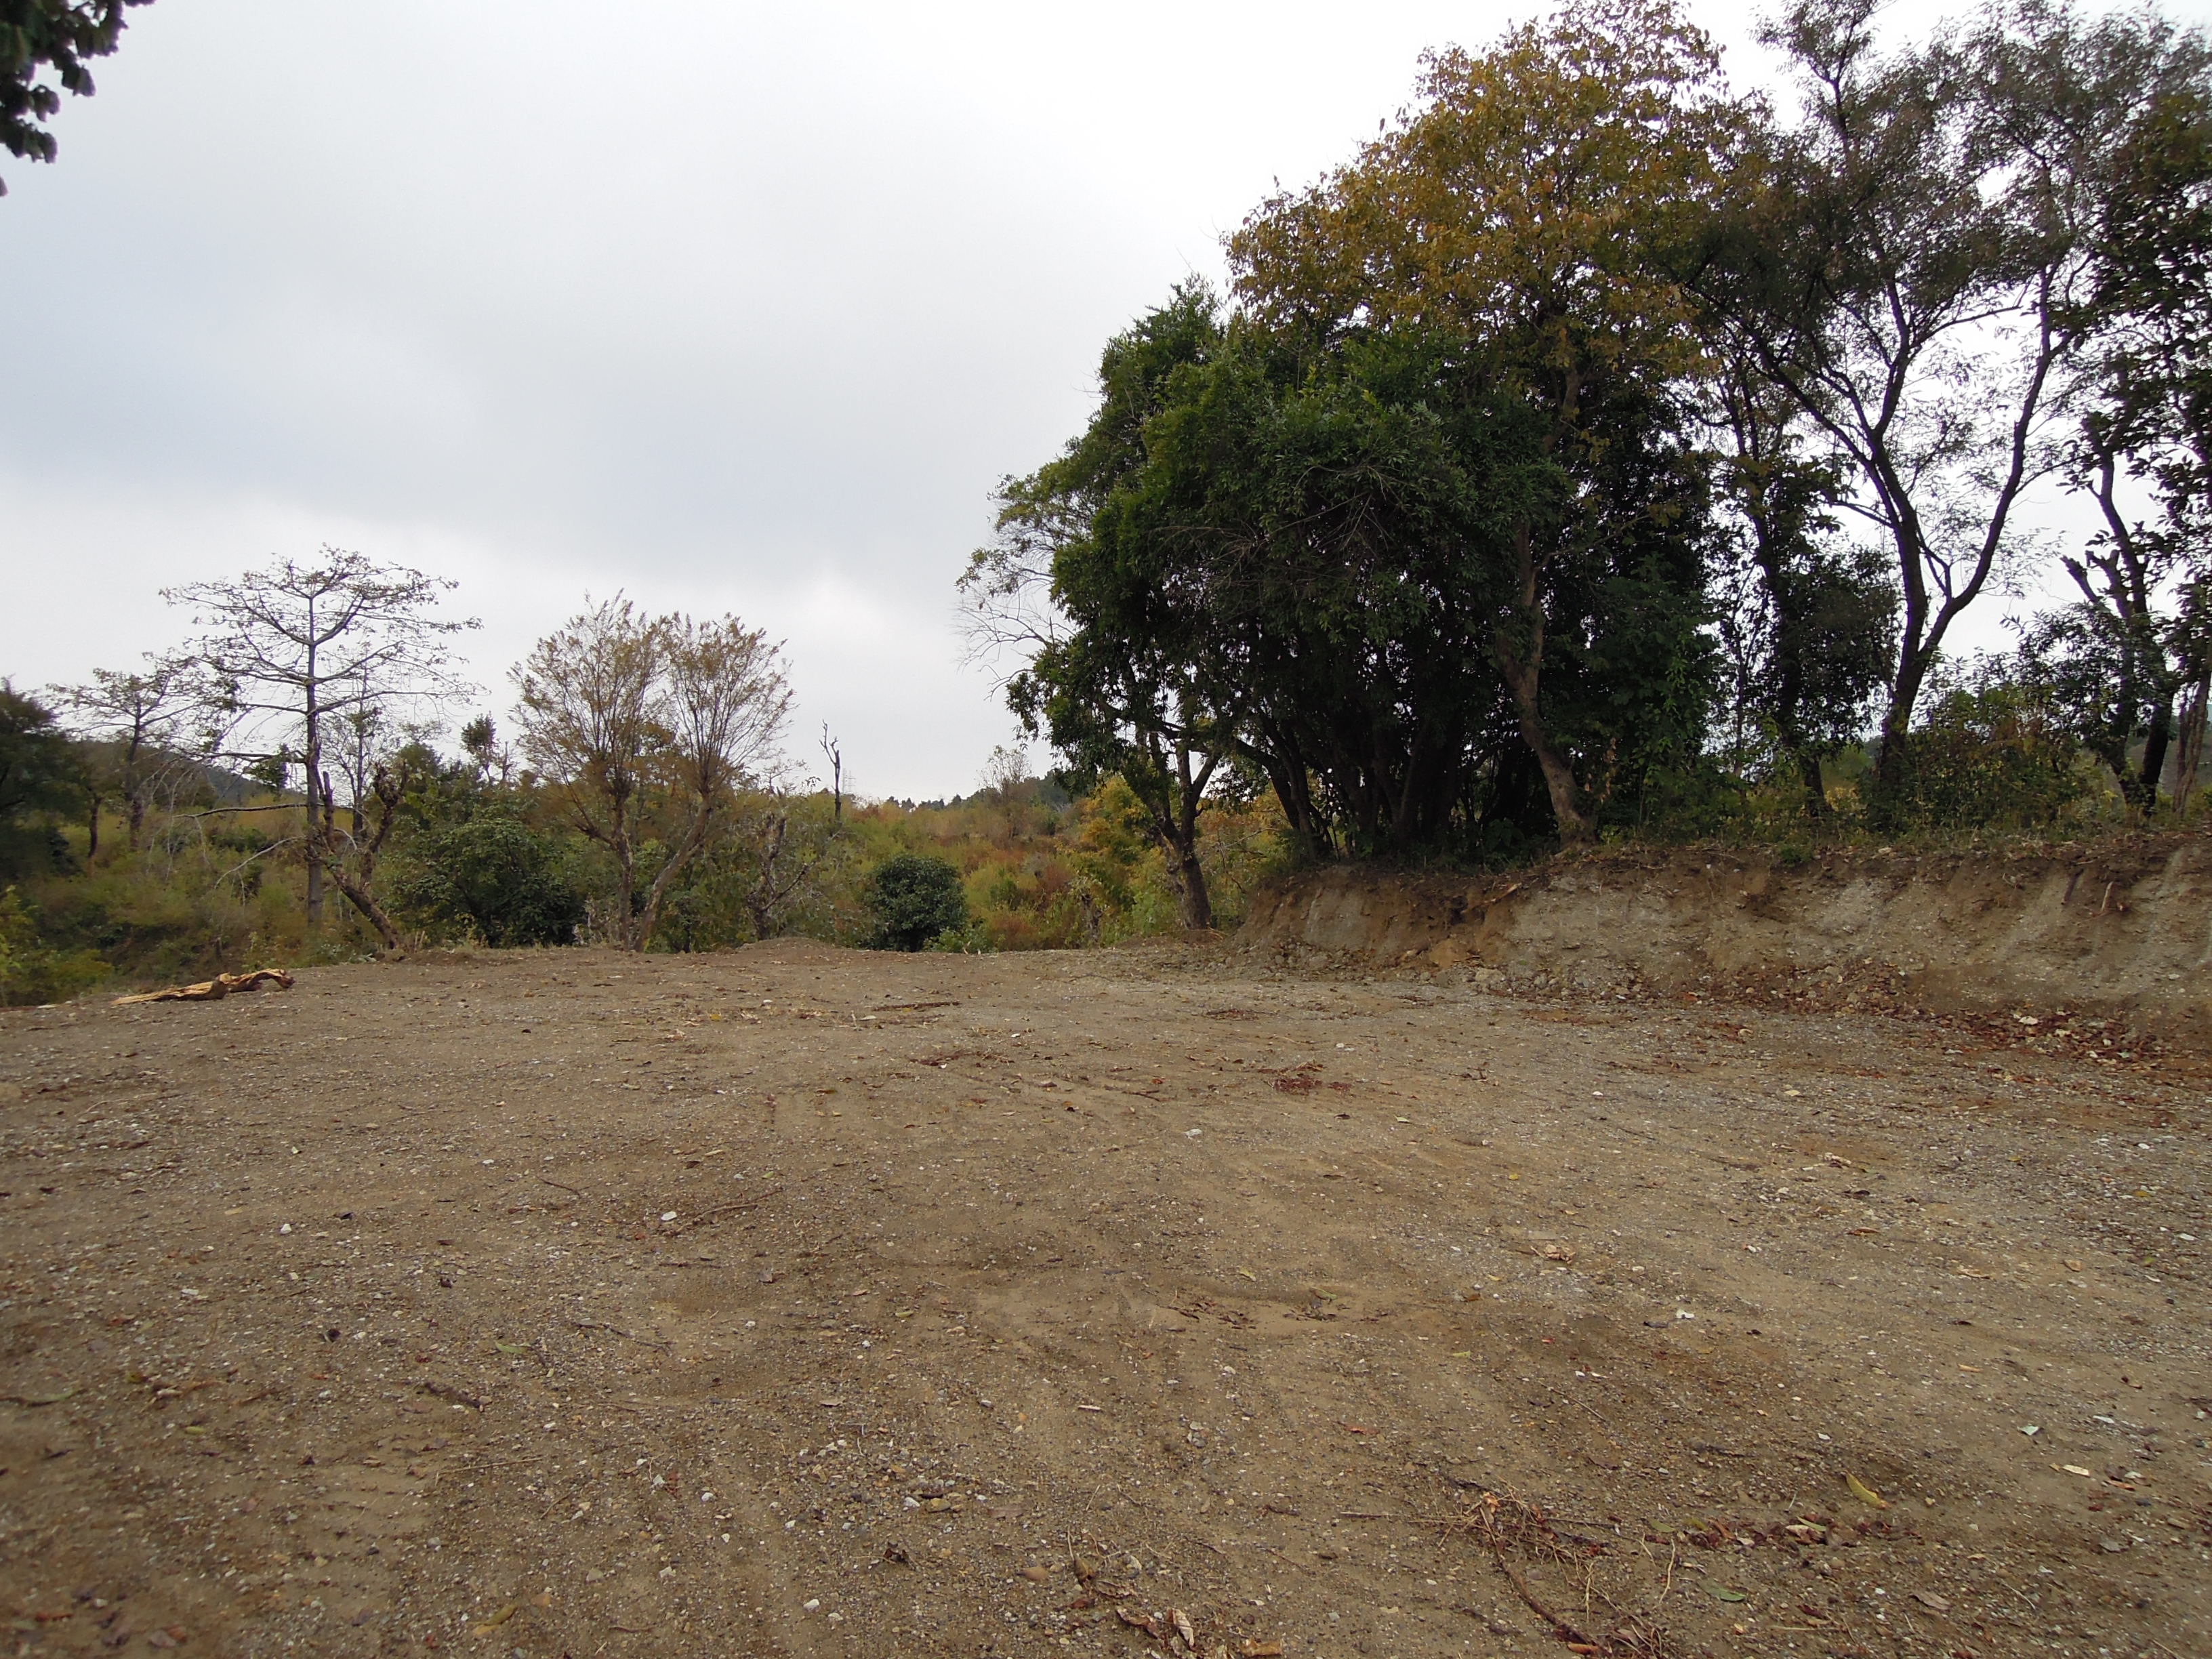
(513, 598, 792, 949)
(165, 548, 476, 930)
(50, 654, 201, 855)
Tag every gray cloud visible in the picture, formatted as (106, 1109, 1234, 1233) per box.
(9, 0, 2180, 794)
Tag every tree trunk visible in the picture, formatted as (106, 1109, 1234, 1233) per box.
(613, 846, 638, 949)
(745, 811, 791, 939)
(86, 794, 100, 863)
(317, 763, 409, 952)
(2174, 674, 2209, 819)
(1493, 525, 1589, 844)
(302, 770, 325, 925)
(637, 802, 715, 951)
(127, 794, 146, 855)
(1497, 649, 1589, 843)
(1162, 836, 1214, 930)
(1792, 747, 1830, 819)
(2137, 693, 2175, 816)
(1868, 645, 1934, 830)
(329, 866, 401, 951)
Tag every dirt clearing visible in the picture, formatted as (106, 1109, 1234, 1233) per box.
(1, 942, 2205, 1658)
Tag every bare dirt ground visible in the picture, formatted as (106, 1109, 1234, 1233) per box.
(1, 941, 2206, 1659)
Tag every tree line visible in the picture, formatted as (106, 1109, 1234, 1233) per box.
(0, 555, 840, 979)
(3, 552, 1284, 1000)
(966, 0, 2212, 925)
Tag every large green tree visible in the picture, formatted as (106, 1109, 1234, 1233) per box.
(968, 285, 1238, 921)
(1227, 0, 1742, 841)
(973, 285, 1713, 862)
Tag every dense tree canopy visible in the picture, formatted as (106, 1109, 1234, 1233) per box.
(1225, 0, 1738, 841)
(975, 0, 2212, 869)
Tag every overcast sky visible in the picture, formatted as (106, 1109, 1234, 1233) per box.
(4, 1, 2205, 798)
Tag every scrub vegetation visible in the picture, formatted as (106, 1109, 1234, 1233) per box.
(6, 0, 2212, 1003)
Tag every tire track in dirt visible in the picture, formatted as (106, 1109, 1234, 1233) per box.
(1, 940, 2204, 1656)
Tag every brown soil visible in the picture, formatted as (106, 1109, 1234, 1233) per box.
(1243, 836, 2212, 1047)
(1, 941, 2205, 1658)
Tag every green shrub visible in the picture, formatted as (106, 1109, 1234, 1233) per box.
(0, 886, 108, 1006)
(1896, 679, 2093, 830)
(393, 819, 586, 946)
(865, 852, 970, 951)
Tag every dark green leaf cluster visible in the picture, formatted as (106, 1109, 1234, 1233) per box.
(998, 285, 1716, 860)
(0, 684, 84, 878)
(390, 817, 586, 948)
(863, 851, 968, 951)
(1887, 672, 2091, 830)
(1, 0, 152, 192)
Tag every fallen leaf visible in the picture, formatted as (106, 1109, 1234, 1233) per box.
(471, 1603, 518, 1634)
(1538, 1242, 1577, 1263)
(2064, 1258, 2084, 1272)
(1239, 1644, 1284, 1659)
(1845, 1473, 1888, 1509)
(1020, 1565, 1052, 1584)
(2061, 1464, 2095, 1477)
(1711, 1585, 1748, 1603)
(1911, 1591, 1951, 1612)
(1172, 1607, 1197, 1647)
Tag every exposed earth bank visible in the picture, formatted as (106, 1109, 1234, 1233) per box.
(0, 937, 2206, 1659)
(1240, 836, 2212, 1048)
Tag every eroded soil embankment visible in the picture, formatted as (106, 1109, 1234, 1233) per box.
(1240, 835, 2212, 1044)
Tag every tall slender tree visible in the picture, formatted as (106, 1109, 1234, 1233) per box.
(1709, 0, 2201, 821)
(51, 654, 199, 854)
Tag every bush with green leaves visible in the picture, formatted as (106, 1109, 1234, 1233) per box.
(865, 852, 969, 951)
(1895, 676, 2095, 832)
(0, 886, 106, 1006)
(393, 818, 586, 947)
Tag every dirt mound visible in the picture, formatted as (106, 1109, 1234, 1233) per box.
(1240, 834, 2212, 1043)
